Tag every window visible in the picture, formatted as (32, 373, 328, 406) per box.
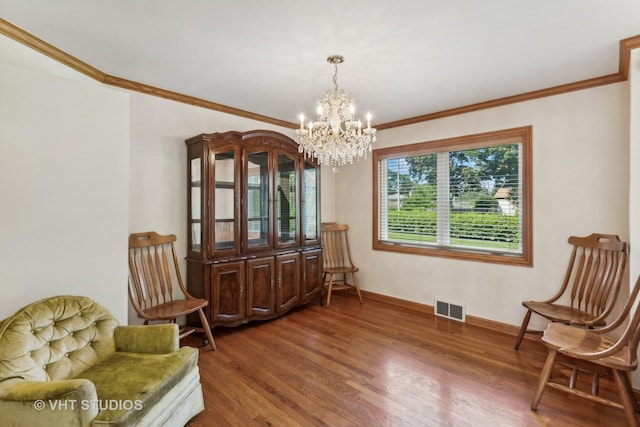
(373, 126, 532, 266)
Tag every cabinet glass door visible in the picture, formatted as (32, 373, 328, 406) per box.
(276, 153, 297, 246)
(245, 150, 270, 249)
(213, 149, 237, 252)
(302, 160, 319, 243)
(189, 157, 202, 252)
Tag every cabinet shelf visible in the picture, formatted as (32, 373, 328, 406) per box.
(215, 181, 234, 189)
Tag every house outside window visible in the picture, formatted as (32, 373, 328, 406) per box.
(373, 126, 532, 266)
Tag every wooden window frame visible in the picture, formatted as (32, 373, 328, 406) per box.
(372, 126, 532, 267)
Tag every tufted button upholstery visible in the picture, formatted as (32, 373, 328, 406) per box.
(0, 295, 118, 382)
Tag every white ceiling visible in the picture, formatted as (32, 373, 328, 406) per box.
(2, 0, 640, 127)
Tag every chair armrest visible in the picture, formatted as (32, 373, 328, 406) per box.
(0, 378, 96, 401)
(114, 324, 179, 354)
(0, 379, 98, 427)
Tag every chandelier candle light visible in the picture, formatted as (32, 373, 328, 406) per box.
(296, 55, 376, 171)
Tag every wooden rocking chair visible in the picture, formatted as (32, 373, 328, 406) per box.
(128, 231, 216, 350)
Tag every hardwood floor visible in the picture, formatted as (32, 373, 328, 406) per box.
(184, 294, 630, 426)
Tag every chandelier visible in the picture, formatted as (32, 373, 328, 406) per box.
(296, 55, 376, 170)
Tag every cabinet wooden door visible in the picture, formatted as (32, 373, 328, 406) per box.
(301, 249, 322, 303)
(211, 261, 245, 324)
(274, 151, 299, 249)
(276, 253, 300, 313)
(210, 145, 241, 257)
(187, 152, 205, 259)
(243, 148, 271, 253)
(302, 160, 320, 246)
(247, 257, 275, 318)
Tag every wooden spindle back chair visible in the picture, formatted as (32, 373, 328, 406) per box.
(128, 231, 215, 350)
(531, 273, 640, 426)
(321, 222, 363, 308)
(514, 233, 627, 350)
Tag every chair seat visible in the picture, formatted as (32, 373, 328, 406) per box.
(542, 323, 635, 371)
(522, 301, 605, 326)
(79, 347, 199, 425)
(140, 298, 209, 321)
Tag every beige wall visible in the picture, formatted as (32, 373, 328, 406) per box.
(334, 83, 630, 330)
(126, 92, 291, 323)
(0, 32, 338, 325)
(125, 92, 337, 323)
(0, 36, 130, 322)
(2, 24, 639, 392)
(0, 30, 634, 342)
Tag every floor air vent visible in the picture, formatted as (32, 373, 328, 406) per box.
(435, 298, 466, 322)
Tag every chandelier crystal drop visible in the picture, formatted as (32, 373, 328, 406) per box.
(295, 55, 376, 171)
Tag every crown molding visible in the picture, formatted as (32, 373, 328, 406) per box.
(376, 34, 640, 130)
(0, 18, 106, 81)
(1, 18, 638, 131)
(0, 17, 294, 129)
(101, 74, 295, 128)
(375, 73, 625, 130)
(619, 34, 640, 79)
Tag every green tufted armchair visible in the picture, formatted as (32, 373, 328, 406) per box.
(0, 295, 205, 426)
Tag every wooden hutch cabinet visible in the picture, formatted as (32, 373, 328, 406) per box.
(185, 130, 322, 328)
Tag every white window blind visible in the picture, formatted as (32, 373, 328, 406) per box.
(373, 127, 532, 266)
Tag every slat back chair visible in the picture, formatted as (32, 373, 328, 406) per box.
(128, 231, 215, 350)
(531, 274, 640, 426)
(514, 233, 626, 350)
(321, 222, 363, 308)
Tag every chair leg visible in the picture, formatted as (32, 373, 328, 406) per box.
(197, 308, 216, 351)
(569, 367, 578, 389)
(514, 309, 532, 350)
(531, 349, 557, 410)
(613, 369, 640, 426)
(321, 272, 328, 306)
(591, 372, 599, 396)
(326, 274, 335, 308)
(351, 272, 363, 304)
(626, 371, 640, 412)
